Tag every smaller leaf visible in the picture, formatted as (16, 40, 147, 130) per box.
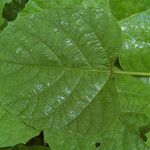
(119, 9, 150, 73)
(109, 0, 150, 20)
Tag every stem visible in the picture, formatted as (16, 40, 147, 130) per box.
(113, 70, 150, 77)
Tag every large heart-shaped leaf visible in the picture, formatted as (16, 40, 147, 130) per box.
(0, 6, 121, 136)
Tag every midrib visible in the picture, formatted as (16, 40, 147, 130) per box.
(0, 60, 150, 77)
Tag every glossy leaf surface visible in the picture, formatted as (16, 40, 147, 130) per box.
(110, 0, 150, 20)
(119, 9, 150, 73)
(0, 0, 150, 149)
(0, 6, 121, 136)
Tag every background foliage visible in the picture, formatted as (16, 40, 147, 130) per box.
(0, 0, 150, 149)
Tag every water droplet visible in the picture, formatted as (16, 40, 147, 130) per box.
(8, 21, 14, 26)
(131, 38, 136, 44)
(135, 43, 138, 48)
(121, 26, 126, 31)
(61, 20, 65, 25)
(43, 105, 54, 116)
(69, 110, 76, 119)
(61, 20, 68, 26)
(95, 8, 104, 19)
(57, 96, 65, 104)
(54, 28, 58, 32)
(95, 83, 101, 91)
(124, 42, 129, 49)
(34, 83, 45, 92)
(84, 33, 91, 38)
(64, 88, 71, 94)
(32, 29, 36, 33)
(140, 24, 145, 29)
(101, 8, 104, 12)
(78, 10, 84, 15)
(21, 115, 25, 119)
(16, 47, 23, 54)
(85, 95, 92, 102)
(65, 39, 73, 46)
(47, 82, 51, 87)
(84, 6, 88, 9)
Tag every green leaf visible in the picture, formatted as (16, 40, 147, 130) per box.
(109, 0, 150, 20)
(91, 72, 150, 149)
(113, 74, 150, 149)
(0, 6, 121, 136)
(0, 1, 150, 149)
(119, 9, 150, 73)
(0, 105, 38, 147)
(97, 66, 150, 149)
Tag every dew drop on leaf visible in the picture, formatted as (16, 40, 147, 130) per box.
(54, 28, 58, 32)
(16, 47, 23, 54)
(65, 39, 73, 47)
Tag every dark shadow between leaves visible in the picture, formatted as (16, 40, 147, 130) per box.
(114, 57, 123, 70)
(95, 142, 101, 148)
(25, 131, 50, 147)
(139, 125, 150, 142)
(1, 0, 29, 31)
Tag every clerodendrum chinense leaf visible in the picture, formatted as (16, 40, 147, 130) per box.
(119, 9, 150, 73)
(0, 0, 150, 149)
(0, 5, 121, 138)
(110, 9, 150, 149)
(109, 0, 150, 20)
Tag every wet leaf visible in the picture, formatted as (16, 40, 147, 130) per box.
(0, 6, 121, 137)
(109, 0, 150, 20)
(119, 9, 150, 73)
